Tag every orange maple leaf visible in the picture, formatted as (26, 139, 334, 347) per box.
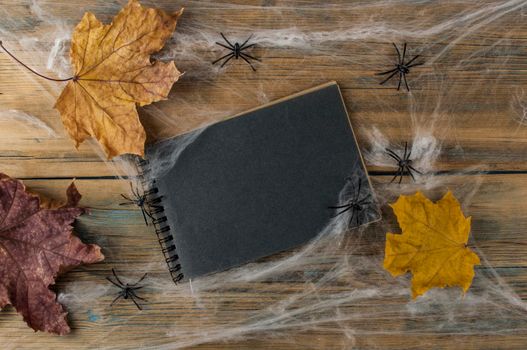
(54, 0, 183, 159)
(383, 191, 480, 298)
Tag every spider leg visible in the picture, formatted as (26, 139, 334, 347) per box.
(110, 294, 123, 307)
(407, 62, 424, 68)
(329, 203, 353, 209)
(392, 43, 401, 64)
(397, 168, 404, 184)
(344, 207, 353, 227)
(129, 294, 143, 310)
(130, 290, 147, 301)
(215, 42, 233, 51)
(141, 207, 149, 226)
(212, 52, 234, 65)
(386, 148, 401, 157)
(407, 166, 416, 181)
(402, 43, 407, 64)
(406, 143, 412, 160)
(333, 205, 353, 217)
(240, 43, 257, 51)
(220, 33, 235, 48)
(106, 277, 124, 289)
(335, 206, 353, 217)
(134, 188, 145, 202)
(132, 184, 144, 203)
(403, 73, 410, 92)
(240, 52, 261, 62)
(386, 153, 402, 165)
(239, 34, 254, 49)
(130, 273, 148, 287)
(145, 207, 156, 220)
(130, 182, 139, 199)
(112, 268, 125, 286)
(357, 196, 372, 205)
(386, 149, 402, 162)
(120, 194, 133, 202)
(405, 54, 420, 66)
(355, 178, 362, 203)
(408, 165, 423, 174)
(390, 168, 403, 183)
(144, 207, 154, 220)
(376, 67, 398, 76)
(220, 54, 236, 68)
(397, 72, 403, 90)
(239, 54, 257, 71)
(379, 70, 399, 85)
(396, 167, 405, 184)
(403, 142, 408, 159)
(355, 208, 360, 226)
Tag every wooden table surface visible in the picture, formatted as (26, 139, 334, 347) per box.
(1, 0, 527, 349)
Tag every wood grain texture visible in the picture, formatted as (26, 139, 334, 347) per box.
(0, 0, 527, 348)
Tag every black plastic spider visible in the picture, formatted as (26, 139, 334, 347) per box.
(212, 33, 260, 71)
(107, 268, 148, 310)
(120, 182, 151, 226)
(386, 142, 422, 184)
(376, 43, 423, 91)
(328, 178, 373, 228)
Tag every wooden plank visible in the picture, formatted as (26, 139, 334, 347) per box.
(1, 0, 526, 348)
(1, 0, 527, 177)
(0, 174, 523, 348)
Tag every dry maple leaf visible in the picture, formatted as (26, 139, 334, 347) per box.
(383, 191, 480, 298)
(0, 174, 104, 335)
(54, 0, 183, 159)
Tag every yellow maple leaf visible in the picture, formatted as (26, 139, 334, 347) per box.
(383, 191, 480, 298)
(54, 0, 183, 159)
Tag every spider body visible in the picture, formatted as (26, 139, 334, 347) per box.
(329, 178, 373, 228)
(233, 42, 242, 58)
(377, 43, 423, 91)
(386, 142, 422, 184)
(212, 33, 260, 71)
(107, 269, 147, 310)
(398, 158, 411, 168)
(120, 182, 152, 226)
(349, 202, 364, 212)
(397, 64, 410, 75)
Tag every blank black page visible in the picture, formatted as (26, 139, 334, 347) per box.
(148, 82, 374, 279)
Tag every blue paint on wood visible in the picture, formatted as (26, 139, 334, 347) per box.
(87, 309, 100, 322)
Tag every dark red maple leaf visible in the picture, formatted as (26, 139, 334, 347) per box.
(0, 173, 104, 335)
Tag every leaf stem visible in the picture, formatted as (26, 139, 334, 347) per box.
(0, 40, 74, 82)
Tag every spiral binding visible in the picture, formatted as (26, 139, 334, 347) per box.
(136, 158, 184, 283)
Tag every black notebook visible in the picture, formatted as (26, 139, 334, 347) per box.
(140, 82, 379, 282)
